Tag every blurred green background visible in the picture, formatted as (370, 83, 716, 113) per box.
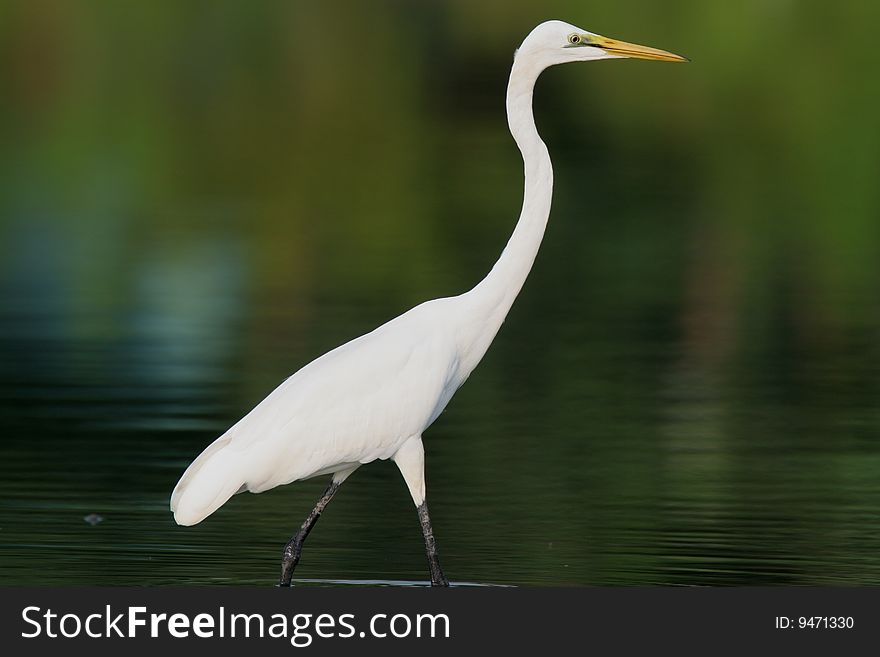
(1, 0, 879, 585)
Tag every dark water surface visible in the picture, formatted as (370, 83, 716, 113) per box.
(1, 245, 878, 586)
(2, 3, 880, 586)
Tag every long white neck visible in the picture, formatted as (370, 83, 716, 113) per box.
(456, 56, 552, 368)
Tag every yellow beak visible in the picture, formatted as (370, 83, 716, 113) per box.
(587, 34, 688, 62)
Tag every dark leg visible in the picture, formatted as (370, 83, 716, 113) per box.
(279, 480, 342, 587)
(417, 500, 449, 587)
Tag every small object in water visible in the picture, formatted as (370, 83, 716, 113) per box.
(83, 513, 104, 526)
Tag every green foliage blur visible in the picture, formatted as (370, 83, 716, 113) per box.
(3, 1, 879, 359)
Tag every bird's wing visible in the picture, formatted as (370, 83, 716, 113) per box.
(235, 317, 455, 484)
(171, 298, 460, 524)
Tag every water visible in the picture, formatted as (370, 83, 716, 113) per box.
(1, 237, 878, 586)
(2, 3, 880, 586)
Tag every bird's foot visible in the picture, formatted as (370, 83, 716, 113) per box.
(430, 568, 450, 587)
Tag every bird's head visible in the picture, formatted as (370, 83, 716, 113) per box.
(515, 20, 686, 69)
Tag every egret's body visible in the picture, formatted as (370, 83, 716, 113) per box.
(172, 295, 481, 521)
(171, 20, 684, 586)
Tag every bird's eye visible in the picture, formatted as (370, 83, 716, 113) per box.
(568, 34, 581, 45)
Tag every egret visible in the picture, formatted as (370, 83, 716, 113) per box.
(170, 20, 685, 587)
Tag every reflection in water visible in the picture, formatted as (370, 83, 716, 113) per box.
(1, 258, 878, 585)
(293, 579, 510, 588)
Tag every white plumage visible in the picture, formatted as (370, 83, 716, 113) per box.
(170, 20, 684, 585)
(172, 296, 475, 526)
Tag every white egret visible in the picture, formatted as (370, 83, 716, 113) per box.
(171, 20, 685, 586)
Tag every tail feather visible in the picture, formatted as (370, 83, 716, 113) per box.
(171, 434, 245, 526)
